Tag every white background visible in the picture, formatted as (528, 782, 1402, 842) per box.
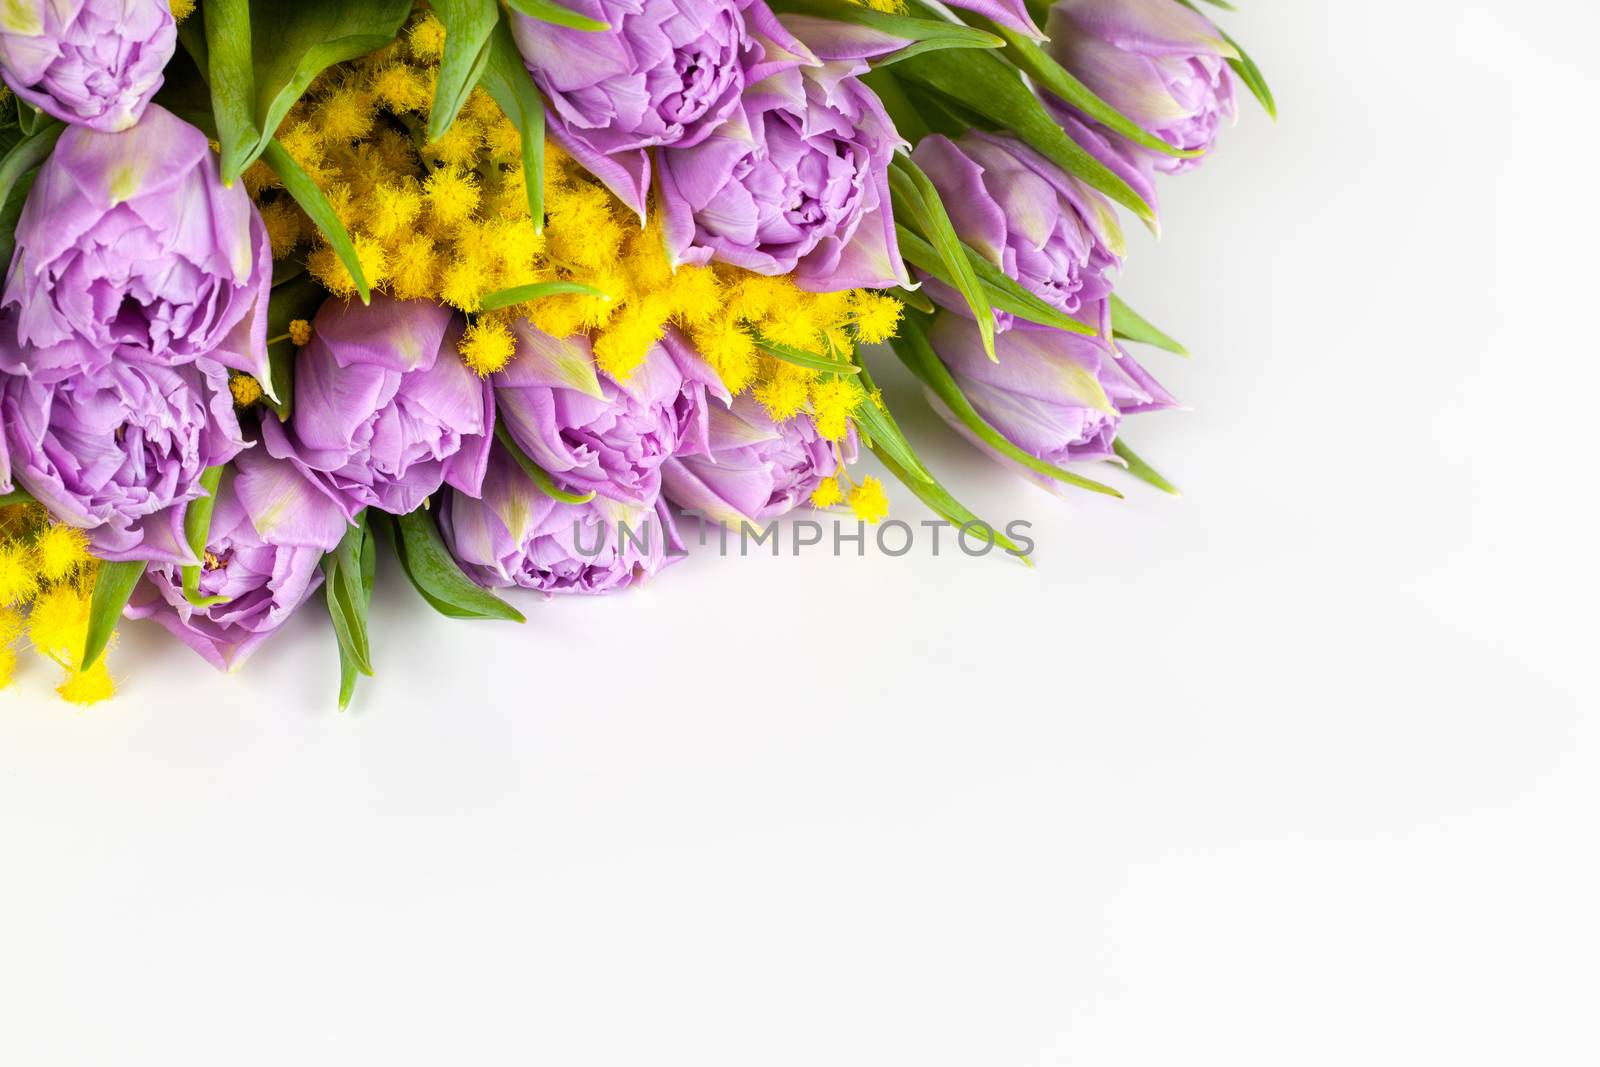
(2, 1, 1595, 1063)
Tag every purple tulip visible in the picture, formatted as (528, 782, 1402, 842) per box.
(440, 447, 684, 596)
(0, 0, 175, 133)
(928, 311, 1177, 489)
(911, 131, 1124, 335)
(661, 393, 855, 525)
(0, 104, 273, 387)
(511, 0, 810, 218)
(1046, 0, 1238, 173)
(940, 0, 1044, 39)
(658, 53, 907, 290)
(495, 323, 721, 504)
(125, 447, 350, 671)
(259, 296, 494, 521)
(0, 353, 245, 564)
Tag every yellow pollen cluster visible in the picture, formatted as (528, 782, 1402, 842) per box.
(250, 11, 545, 320)
(230, 373, 264, 407)
(0, 504, 114, 703)
(253, 10, 902, 477)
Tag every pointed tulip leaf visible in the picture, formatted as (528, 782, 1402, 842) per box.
(495, 424, 599, 505)
(755, 336, 861, 376)
(180, 466, 232, 608)
(873, 449, 1031, 564)
(502, 0, 610, 32)
(81, 561, 147, 671)
(988, 23, 1202, 160)
(428, 0, 499, 141)
(480, 279, 609, 311)
(889, 156, 997, 361)
(852, 362, 934, 484)
(1113, 438, 1180, 496)
(392, 507, 526, 622)
(769, 0, 1003, 65)
(262, 138, 371, 303)
(1110, 293, 1188, 356)
(895, 225, 1095, 337)
(478, 18, 547, 230)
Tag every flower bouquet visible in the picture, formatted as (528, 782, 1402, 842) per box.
(0, 0, 1270, 705)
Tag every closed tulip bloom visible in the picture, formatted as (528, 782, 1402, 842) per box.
(661, 393, 855, 525)
(939, 0, 1043, 38)
(911, 131, 1123, 335)
(441, 447, 684, 596)
(928, 311, 1177, 488)
(0, 354, 245, 563)
(0, 105, 273, 386)
(259, 296, 494, 521)
(495, 323, 720, 505)
(125, 447, 350, 671)
(0, 0, 175, 133)
(1046, 0, 1237, 173)
(511, 0, 809, 217)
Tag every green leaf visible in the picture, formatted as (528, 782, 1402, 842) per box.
(0, 120, 62, 268)
(1113, 438, 1180, 496)
(179, 466, 231, 608)
(1221, 27, 1276, 120)
(479, 279, 609, 311)
(0, 487, 35, 507)
(895, 225, 1095, 337)
(80, 561, 147, 671)
(262, 273, 327, 417)
(189, 0, 412, 184)
(1110, 293, 1188, 356)
(872, 449, 1032, 563)
(0, 119, 61, 222)
(391, 508, 526, 622)
(890, 314, 1122, 498)
(428, 0, 499, 141)
(988, 23, 1201, 160)
(894, 48, 1157, 226)
(340, 515, 379, 707)
(478, 18, 547, 230)
(851, 362, 934, 484)
(262, 138, 371, 303)
(889, 155, 996, 361)
(323, 516, 375, 680)
(769, 0, 1003, 65)
(755, 336, 861, 376)
(502, 0, 610, 32)
(495, 423, 598, 504)
(320, 515, 376, 709)
(200, 0, 260, 184)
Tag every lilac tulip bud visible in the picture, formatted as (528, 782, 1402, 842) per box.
(494, 323, 721, 505)
(939, 0, 1044, 38)
(441, 447, 684, 596)
(0, 354, 245, 564)
(1046, 0, 1238, 173)
(125, 448, 350, 672)
(0, 105, 273, 387)
(911, 131, 1124, 335)
(0, 0, 175, 133)
(658, 56, 907, 290)
(511, 0, 810, 217)
(661, 393, 855, 525)
(928, 311, 1177, 491)
(259, 296, 494, 521)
